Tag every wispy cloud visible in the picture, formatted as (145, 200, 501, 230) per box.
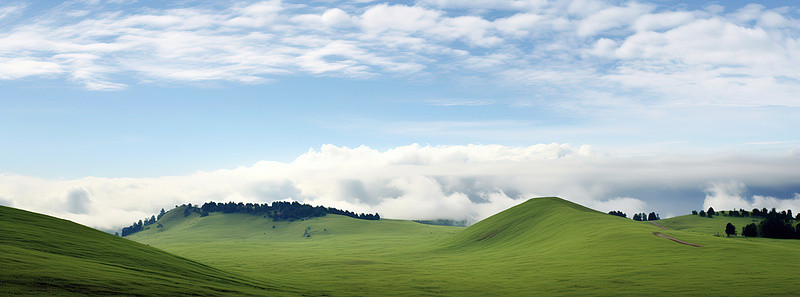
(0, 1, 798, 107)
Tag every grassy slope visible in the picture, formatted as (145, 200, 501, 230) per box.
(130, 206, 463, 295)
(131, 199, 800, 296)
(659, 213, 765, 236)
(0, 205, 300, 296)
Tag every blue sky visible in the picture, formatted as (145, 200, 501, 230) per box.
(1, 0, 800, 230)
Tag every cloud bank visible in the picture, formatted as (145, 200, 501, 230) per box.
(0, 1, 799, 107)
(703, 181, 800, 213)
(1, 143, 799, 231)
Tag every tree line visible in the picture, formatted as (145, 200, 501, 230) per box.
(121, 201, 379, 237)
(693, 206, 800, 240)
(120, 208, 165, 236)
(607, 210, 660, 221)
(198, 201, 380, 221)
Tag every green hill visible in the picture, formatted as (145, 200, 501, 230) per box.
(130, 198, 800, 296)
(6, 198, 800, 295)
(0, 205, 299, 296)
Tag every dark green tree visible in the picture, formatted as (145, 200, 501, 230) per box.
(707, 207, 715, 216)
(647, 212, 660, 221)
(742, 223, 758, 237)
(759, 216, 795, 239)
(608, 210, 627, 218)
(699, 210, 706, 217)
(725, 223, 736, 237)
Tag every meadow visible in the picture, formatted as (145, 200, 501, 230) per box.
(127, 197, 800, 296)
(4, 197, 800, 295)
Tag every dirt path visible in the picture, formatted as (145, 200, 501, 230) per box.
(652, 232, 703, 247)
(650, 221, 667, 229)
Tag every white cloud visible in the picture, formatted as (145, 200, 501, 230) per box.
(0, 0, 798, 109)
(418, 0, 546, 10)
(703, 181, 800, 213)
(227, 0, 284, 27)
(494, 13, 545, 37)
(321, 8, 354, 28)
(0, 58, 63, 79)
(2, 143, 799, 231)
(632, 11, 694, 32)
(360, 4, 441, 33)
(577, 3, 653, 36)
(702, 181, 750, 211)
(590, 197, 646, 217)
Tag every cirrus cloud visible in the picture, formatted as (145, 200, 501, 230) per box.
(0, 1, 798, 107)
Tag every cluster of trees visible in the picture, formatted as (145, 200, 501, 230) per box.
(608, 210, 627, 218)
(120, 202, 380, 237)
(632, 212, 660, 221)
(198, 201, 380, 221)
(607, 211, 660, 221)
(120, 210, 164, 237)
(694, 206, 797, 221)
(707, 206, 800, 240)
(726, 220, 800, 239)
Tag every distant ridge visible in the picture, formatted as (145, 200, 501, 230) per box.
(122, 200, 380, 237)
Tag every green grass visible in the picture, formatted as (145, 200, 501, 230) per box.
(128, 198, 800, 296)
(0, 205, 301, 296)
(658, 213, 764, 236)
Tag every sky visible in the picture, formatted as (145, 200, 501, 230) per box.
(1, 0, 800, 231)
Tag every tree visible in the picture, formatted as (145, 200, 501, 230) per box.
(707, 207, 715, 216)
(648, 212, 660, 221)
(796, 223, 800, 238)
(699, 210, 706, 217)
(608, 210, 627, 218)
(742, 223, 758, 237)
(692, 210, 698, 215)
(632, 213, 641, 221)
(114, 232, 119, 236)
(158, 208, 166, 220)
(759, 216, 795, 239)
(725, 223, 736, 237)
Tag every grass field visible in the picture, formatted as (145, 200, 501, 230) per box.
(127, 198, 800, 296)
(658, 213, 764, 236)
(0, 205, 301, 296)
